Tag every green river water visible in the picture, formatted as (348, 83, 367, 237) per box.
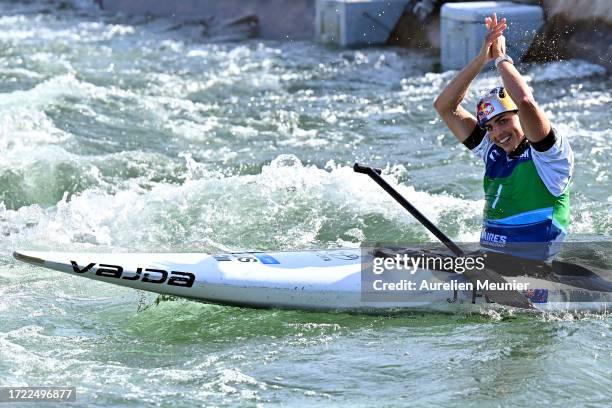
(0, 1, 610, 406)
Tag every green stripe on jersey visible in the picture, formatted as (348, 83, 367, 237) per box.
(483, 160, 570, 229)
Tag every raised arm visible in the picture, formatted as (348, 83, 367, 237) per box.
(491, 26, 551, 142)
(434, 15, 507, 142)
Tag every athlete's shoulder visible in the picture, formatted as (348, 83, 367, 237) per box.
(529, 128, 574, 196)
(530, 128, 569, 153)
(464, 126, 491, 163)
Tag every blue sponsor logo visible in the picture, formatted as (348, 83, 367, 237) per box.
(254, 254, 280, 264)
(524, 289, 548, 303)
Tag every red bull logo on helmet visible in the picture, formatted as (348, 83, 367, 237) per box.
(477, 101, 495, 121)
(476, 86, 518, 127)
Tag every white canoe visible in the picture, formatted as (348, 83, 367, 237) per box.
(13, 248, 612, 313)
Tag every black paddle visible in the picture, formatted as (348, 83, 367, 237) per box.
(354, 163, 536, 310)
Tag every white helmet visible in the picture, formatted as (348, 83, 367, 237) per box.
(476, 86, 518, 128)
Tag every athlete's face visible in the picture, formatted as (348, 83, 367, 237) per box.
(484, 112, 524, 153)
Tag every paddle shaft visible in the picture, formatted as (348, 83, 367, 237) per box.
(353, 163, 465, 256)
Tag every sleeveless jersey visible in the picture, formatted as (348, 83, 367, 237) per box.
(466, 128, 573, 260)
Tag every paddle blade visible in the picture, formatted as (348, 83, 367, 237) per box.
(464, 268, 536, 310)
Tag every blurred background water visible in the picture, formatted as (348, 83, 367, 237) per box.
(0, 1, 610, 406)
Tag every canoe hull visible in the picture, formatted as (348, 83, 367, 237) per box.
(13, 249, 611, 313)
